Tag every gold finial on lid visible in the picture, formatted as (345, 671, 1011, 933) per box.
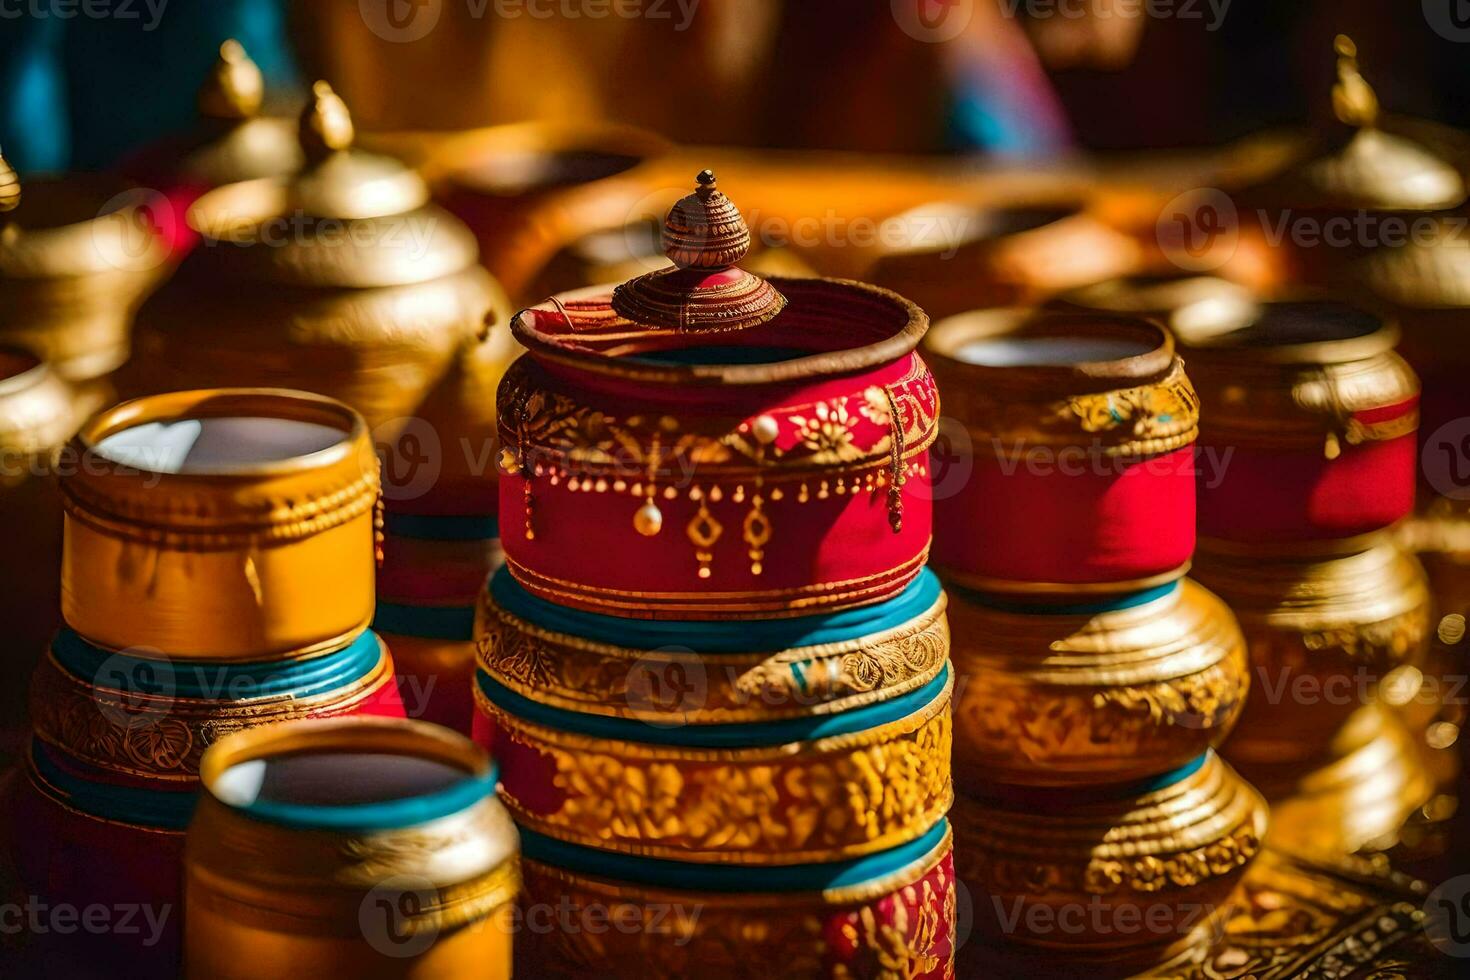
(299, 80, 355, 161)
(610, 169, 787, 334)
(0, 145, 18, 214)
(1332, 34, 1378, 128)
(662, 169, 752, 270)
(199, 39, 264, 121)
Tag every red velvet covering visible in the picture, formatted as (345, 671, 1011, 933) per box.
(1198, 401, 1419, 542)
(498, 348, 936, 618)
(932, 446, 1196, 589)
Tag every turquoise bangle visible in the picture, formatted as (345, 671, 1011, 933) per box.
(220, 764, 499, 834)
(29, 741, 197, 831)
(373, 601, 477, 641)
(479, 663, 950, 748)
(490, 564, 944, 654)
(52, 629, 386, 702)
(952, 579, 1179, 616)
(520, 819, 949, 894)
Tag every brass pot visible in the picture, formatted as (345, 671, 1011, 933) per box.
(126, 82, 503, 436)
(1199, 535, 1432, 773)
(948, 579, 1249, 789)
(954, 751, 1267, 953)
(0, 154, 169, 383)
(865, 201, 1141, 321)
(59, 388, 380, 659)
(0, 347, 78, 747)
(186, 717, 519, 978)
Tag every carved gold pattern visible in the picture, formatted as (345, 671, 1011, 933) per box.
(475, 586, 949, 723)
(516, 829, 955, 979)
(479, 677, 953, 864)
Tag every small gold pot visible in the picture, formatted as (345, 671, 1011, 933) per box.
(186, 717, 519, 978)
(59, 388, 379, 659)
(1197, 535, 1432, 772)
(948, 578, 1249, 789)
(954, 750, 1267, 953)
(0, 156, 169, 382)
(865, 201, 1141, 321)
(127, 82, 503, 436)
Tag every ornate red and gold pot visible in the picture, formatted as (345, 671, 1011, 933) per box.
(185, 717, 518, 978)
(954, 750, 1267, 954)
(924, 309, 1198, 596)
(127, 82, 500, 436)
(947, 578, 1248, 789)
(0, 152, 168, 385)
(0, 347, 78, 752)
(499, 171, 937, 619)
(865, 201, 1141, 321)
(517, 820, 955, 979)
(118, 40, 300, 259)
(1182, 299, 1419, 547)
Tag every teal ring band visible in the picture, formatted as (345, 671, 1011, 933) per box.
(478, 664, 950, 748)
(373, 602, 477, 641)
(52, 629, 387, 702)
(520, 819, 950, 894)
(490, 564, 945, 654)
(952, 579, 1179, 616)
(218, 764, 499, 833)
(29, 741, 197, 831)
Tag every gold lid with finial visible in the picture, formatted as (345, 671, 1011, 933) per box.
(127, 40, 300, 188)
(609, 170, 787, 333)
(1244, 36, 1464, 212)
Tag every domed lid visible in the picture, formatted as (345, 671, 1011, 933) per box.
(512, 169, 926, 386)
(135, 40, 301, 187)
(0, 147, 168, 280)
(186, 81, 476, 288)
(608, 170, 787, 334)
(1243, 37, 1465, 212)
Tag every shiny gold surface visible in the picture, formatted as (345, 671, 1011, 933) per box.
(954, 751, 1268, 953)
(0, 161, 168, 381)
(1200, 536, 1432, 773)
(479, 674, 953, 865)
(1051, 274, 1261, 345)
(128, 85, 501, 434)
(60, 389, 379, 659)
(187, 717, 517, 978)
(516, 828, 955, 979)
(477, 577, 948, 725)
(949, 579, 1249, 788)
(925, 308, 1199, 457)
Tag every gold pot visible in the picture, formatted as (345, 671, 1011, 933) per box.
(865, 201, 1141, 321)
(59, 388, 380, 659)
(186, 717, 518, 978)
(1198, 535, 1432, 773)
(953, 750, 1267, 954)
(126, 82, 502, 436)
(0, 152, 169, 383)
(1049, 274, 1261, 345)
(948, 579, 1249, 789)
(0, 347, 79, 749)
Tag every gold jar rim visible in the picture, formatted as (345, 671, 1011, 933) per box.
(1176, 296, 1401, 367)
(924, 308, 1198, 454)
(61, 387, 378, 546)
(1050, 274, 1261, 346)
(0, 345, 77, 455)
